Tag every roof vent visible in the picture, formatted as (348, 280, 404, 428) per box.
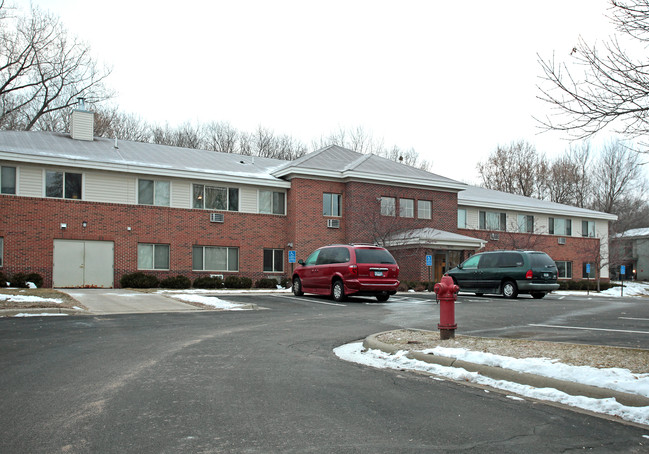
(70, 98, 94, 141)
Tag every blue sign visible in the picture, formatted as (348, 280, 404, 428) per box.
(586, 264, 591, 274)
(621, 265, 626, 275)
(288, 250, 296, 263)
(426, 255, 433, 266)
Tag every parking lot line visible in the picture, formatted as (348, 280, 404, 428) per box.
(619, 317, 649, 321)
(271, 294, 347, 307)
(529, 324, 649, 335)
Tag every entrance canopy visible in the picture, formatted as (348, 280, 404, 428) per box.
(383, 228, 486, 250)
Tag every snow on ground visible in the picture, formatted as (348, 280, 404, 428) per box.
(0, 294, 63, 304)
(13, 313, 68, 317)
(157, 288, 291, 295)
(334, 342, 649, 426)
(555, 281, 649, 297)
(166, 293, 252, 310)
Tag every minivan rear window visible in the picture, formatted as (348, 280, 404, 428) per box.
(355, 249, 396, 264)
(530, 253, 556, 267)
(500, 252, 524, 267)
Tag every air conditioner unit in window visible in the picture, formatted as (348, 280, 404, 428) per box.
(210, 274, 224, 280)
(558, 237, 566, 245)
(327, 219, 340, 229)
(489, 233, 499, 241)
(210, 213, 224, 223)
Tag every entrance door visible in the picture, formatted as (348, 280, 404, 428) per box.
(434, 253, 446, 283)
(53, 240, 114, 288)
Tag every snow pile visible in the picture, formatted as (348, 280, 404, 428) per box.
(13, 313, 68, 317)
(334, 342, 649, 426)
(556, 281, 649, 297)
(0, 294, 63, 304)
(168, 294, 251, 310)
(424, 346, 649, 397)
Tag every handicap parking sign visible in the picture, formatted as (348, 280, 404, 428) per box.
(288, 250, 296, 263)
(426, 255, 432, 266)
(621, 265, 626, 275)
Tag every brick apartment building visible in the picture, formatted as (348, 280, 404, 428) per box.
(0, 108, 616, 288)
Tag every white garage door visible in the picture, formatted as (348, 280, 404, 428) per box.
(53, 240, 114, 288)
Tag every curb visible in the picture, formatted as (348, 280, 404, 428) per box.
(363, 331, 649, 408)
(0, 308, 86, 317)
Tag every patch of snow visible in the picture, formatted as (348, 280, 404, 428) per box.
(168, 294, 251, 311)
(554, 281, 649, 297)
(334, 342, 649, 426)
(13, 313, 68, 317)
(0, 294, 63, 304)
(26, 282, 37, 289)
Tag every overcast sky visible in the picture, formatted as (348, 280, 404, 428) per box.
(24, 0, 616, 183)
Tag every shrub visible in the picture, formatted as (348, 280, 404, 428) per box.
(397, 282, 409, 292)
(193, 276, 223, 289)
(239, 277, 253, 289)
(8, 272, 42, 288)
(279, 277, 291, 288)
(255, 278, 277, 289)
(0, 272, 7, 287)
(159, 275, 191, 289)
(224, 276, 253, 289)
(120, 272, 159, 288)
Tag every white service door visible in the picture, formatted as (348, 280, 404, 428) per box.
(53, 240, 114, 288)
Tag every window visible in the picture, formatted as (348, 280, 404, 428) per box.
(259, 190, 285, 215)
(193, 246, 238, 271)
(193, 184, 238, 211)
(418, 200, 431, 219)
(399, 198, 414, 218)
(138, 243, 170, 270)
(479, 211, 506, 231)
(555, 261, 572, 279)
(457, 209, 466, 229)
(323, 193, 342, 217)
(549, 217, 572, 236)
(0, 237, 3, 267)
(46, 171, 82, 199)
(380, 197, 395, 216)
(517, 215, 534, 233)
(138, 179, 170, 206)
(582, 220, 595, 238)
(461, 254, 480, 269)
(583, 262, 596, 278)
(315, 247, 350, 265)
(1, 166, 16, 194)
(263, 249, 284, 272)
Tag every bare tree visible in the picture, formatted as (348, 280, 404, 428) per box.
(477, 140, 548, 198)
(537, 0, 649, 151)
(93, 106, 150, 142)
(0, 5, 112, 130)
(204, 121, 239, 153)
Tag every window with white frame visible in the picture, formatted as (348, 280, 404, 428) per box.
(418, 200, 431, 219)
(263, 249, 284, 272)
(399, 198, 414, 218)
(138, 179, 170, 206)
(192, 246, 238, 271)
(259, 190, 285, 215)
(582, 220, 595, 238)
(458, 208, 466, 228)
(137, 243, 170, 270)
(517, 214, 534, 233)
(479, 210, 506, 231)
(193, 184, 238, 211)
(555, 260, 572, 279)
(549, 217, 572, 236)
(323, 193, 342, 217)
(1, 166, 16, 194)
(380, 197, 396, 216)
(46, 170, 82, 199)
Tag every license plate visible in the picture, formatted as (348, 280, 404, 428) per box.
(374, 271, 384, 277)
(543, 273, 549, 278)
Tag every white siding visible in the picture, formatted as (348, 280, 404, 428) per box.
(18, 165, 42, 197)
(240, 187, 258, 213)
(171, 179, 189, 209)
(84, 171, 135, 203)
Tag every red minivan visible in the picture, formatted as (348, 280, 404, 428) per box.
(292, 244, 400, 302)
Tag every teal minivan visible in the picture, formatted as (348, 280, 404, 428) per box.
(446, 250, 559, 299)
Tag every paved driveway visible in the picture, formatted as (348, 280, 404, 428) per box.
(60, 289, 202, 315)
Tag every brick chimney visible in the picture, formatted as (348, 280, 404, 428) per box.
(70, 98, 94, 141)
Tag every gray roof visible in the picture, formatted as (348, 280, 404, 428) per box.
(0, 131, 290, 187)
(384, 227, 486, 249)
(271, 145, 467, 191)
(458, 185, 618, 221)
(615, 227, 649, 239)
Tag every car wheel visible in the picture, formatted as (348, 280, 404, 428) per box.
(332, 280, 346, 302)
(531, 292, 545, 299)
(502, 281, 518, 299)
(376, 294, 389, 302)
(292, 277, 303, 296)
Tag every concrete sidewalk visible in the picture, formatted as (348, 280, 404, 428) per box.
(60, 289, 204, 315)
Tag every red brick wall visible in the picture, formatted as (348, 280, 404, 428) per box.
(0, 195, 288, 287)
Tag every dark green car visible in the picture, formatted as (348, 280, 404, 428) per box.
(446, 250, 560, 299)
